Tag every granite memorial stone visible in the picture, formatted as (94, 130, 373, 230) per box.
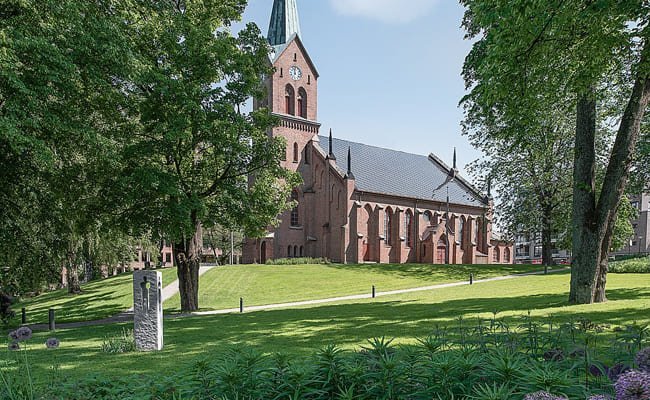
(133, 270, 163, 351)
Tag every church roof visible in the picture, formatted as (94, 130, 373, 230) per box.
(268, 0, 301, 47)
(319, 136, 488, 208)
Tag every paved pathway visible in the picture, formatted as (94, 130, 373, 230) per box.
(27, 266, 214, 330)
(28, 267, 568, 330)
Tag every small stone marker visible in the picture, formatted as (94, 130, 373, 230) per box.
(133, 270, 163, 351)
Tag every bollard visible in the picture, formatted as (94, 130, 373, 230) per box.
(21, 308, 26, 324)
(469, 273, 474, 285)
(48, 309, 55, 331)
(239, 297, 244, 313)
(372, 285, 376, 298)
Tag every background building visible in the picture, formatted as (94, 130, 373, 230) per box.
(242, 0, 513, 265)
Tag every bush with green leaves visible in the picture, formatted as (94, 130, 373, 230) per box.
(0, 293, 15, 327)
(265, 257, 330, 266)
(609, 257, 650, 273)
(35, 317, 650, 399)
(99, 329, 135, 354)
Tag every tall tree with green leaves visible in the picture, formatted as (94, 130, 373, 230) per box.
(1, 0, 138, 293)
(465, 105, 574, 266)
(461, 0, 650, 303)
(122, 0, 297, 311)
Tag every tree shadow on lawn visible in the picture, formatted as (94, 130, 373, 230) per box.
(23, 286, 650, 380)
(326, 263, 546, 283)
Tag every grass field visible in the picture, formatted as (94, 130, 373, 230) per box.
(14, 263, 541, 324)
(7, 271, 650, 382)
(13, 268, 178, 325)
(163, 263, 542, 311)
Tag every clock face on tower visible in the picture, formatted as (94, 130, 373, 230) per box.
(289, 65, 302, 81)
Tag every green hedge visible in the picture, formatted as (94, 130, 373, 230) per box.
(609, 256, 650, 273)
(265, 257, 330, 265)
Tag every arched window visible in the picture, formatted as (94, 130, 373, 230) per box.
(285, 84, 295, 115)
(287, 245, 292, 258)
(423, 211, 432, 225)
(493, 247, 501, 262)
(504, 248, 511, 263)
(300, 246, 304, 257)
(384, 209, 392, 245)
(459, 217, 466, 246)
(293, 245, 298, 258)
(290, 191, 299, 227)
(298, 88, 308, 118)
(405, 210, 414, 247)
(293, 142, 299, 163)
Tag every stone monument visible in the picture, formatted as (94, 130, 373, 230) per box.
(133, 270, 163, 351)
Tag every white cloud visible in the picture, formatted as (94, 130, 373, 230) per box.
(329, 0, 438, 24)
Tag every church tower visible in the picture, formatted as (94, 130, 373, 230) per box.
(257, 0, 320, 171)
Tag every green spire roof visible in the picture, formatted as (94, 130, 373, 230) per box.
(268, 0, 302, 47)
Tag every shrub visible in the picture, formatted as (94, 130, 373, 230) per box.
(100, 329, 135, 354)
(265, 257, 330, 265)
(609, 257, 650, 273)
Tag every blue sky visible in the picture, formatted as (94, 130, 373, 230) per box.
(238, 0, 480, 174)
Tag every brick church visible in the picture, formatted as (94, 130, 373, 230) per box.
(242, 0, 513, 265)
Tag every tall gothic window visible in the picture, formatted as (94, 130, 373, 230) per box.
(493, 247, 500, 262)
(290, 191, 299, 227)
(285, 84, 295, 115)
(459, 217, 465, 246)
(405, 210, 413, 247)
(384, 209, 392, 245)
(293, 142, 299, 163)
(298, 88, 308, 118)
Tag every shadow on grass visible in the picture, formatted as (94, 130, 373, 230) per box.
(326, 263, 544, 282)
(20, 285, 650, 381)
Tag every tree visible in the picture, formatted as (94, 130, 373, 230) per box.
(203, 225, 244, 265)
(461, 0, 650, 303)
(1, 0, 138, 294)
(121, 0, 298, 311)
(465, 105, 574, 266)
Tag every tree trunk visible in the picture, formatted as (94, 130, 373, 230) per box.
(67, 253, 82, 294)
(541, 211, 554, 266)
(174, 218, 202, 312)
(569, 94, 599, 304)
(570, 43, 650, 304)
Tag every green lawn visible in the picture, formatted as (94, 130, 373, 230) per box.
(9, 271, 650, 382)
(164, 263, 544, 311)
(13, 268, 178, 325)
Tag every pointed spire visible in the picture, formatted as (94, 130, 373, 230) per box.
(328, 129, 336, 160)
(453, 147, 457, 170)
(346, 146, 355, 179)
(268, 0, 302, 47)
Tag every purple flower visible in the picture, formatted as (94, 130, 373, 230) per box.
(8, 330, 18, 341)
(590, 363, 605, 377)
(16, 326, 32, 341)
(543, 348, 564, 361)
(608, 363, 631, 382)
(45, 337, 60, 349)
(587, 395, 611, 400)
(636, 348, 650, 373)
(614, 370, 650, 400)
(8, 341, 19, 351)
(524, 391, 568, 400)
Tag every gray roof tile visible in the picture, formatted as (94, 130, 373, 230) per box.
(318, 136, 487, 208)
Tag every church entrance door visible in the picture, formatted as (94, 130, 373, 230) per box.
(260, 242, 267, 264)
